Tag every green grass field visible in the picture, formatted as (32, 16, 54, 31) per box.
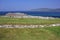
(0, 17, 60, 40)
(0, 26, 60, 40)
(0, 17, 60, 25)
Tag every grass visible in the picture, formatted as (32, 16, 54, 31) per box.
(44, 26, 60, 37)
(0, 26, 60, 40)
(0, 17, 60, 40)
(0, 17, 60, 25)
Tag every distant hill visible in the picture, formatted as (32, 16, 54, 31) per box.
(31, 8, 60, 12)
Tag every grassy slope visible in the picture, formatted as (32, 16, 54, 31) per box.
(0, 26, 60, 40)
(0, 17, 60, 25)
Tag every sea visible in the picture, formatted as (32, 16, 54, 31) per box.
(0, 11, 60, 18)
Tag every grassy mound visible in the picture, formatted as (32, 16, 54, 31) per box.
(0, 26, 60, 40)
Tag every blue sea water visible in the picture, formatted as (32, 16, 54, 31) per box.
(0, 11, 60, 18)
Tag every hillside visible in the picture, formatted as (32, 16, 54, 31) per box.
(31, 8, 60, 12)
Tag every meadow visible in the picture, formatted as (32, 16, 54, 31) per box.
(0, 17, 60, 25)
(0, 26, 60, 40)
(0, 17, 60, 40)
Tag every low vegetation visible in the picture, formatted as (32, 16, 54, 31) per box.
(0, 17, 60, 25)
(0, 26, 60, 40)
(0, 17, 60, 40)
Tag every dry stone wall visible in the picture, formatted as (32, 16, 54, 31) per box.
(0, 24, 60, 28)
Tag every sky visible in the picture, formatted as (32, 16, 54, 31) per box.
(0, 0, 60, 11)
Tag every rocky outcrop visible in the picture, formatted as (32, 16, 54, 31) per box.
(0, 24, 60, 28)
(5, 13, 28, 17)
(2, 13, 55, 19)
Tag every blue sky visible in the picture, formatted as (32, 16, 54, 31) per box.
(0, 0, 60, 11)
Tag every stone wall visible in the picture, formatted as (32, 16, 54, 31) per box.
(0, 24, 60, 28)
